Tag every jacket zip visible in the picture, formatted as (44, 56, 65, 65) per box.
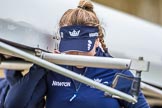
(69, 67, 88, 102)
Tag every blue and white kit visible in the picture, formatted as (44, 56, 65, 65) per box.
(1, 47, 150, 108)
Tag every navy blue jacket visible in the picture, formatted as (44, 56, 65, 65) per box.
(4, 66, 46, 108)
(45, 48, 149, 108)
(3, 47, 150, 108)
(0, 70, 23, 108)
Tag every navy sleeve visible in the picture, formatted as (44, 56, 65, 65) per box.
(0, 70, 23, 107)
(4, 65, 47, 108)
(124, 91, 150, 108)
(115, 70, 150, 108)
(0, 78, 9, 108)
(118, 90, 150, 108)
(4, 70, 23, 86)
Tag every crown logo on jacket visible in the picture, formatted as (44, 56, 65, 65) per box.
(69, 30, 80, 36)
(94, 78, 102, 83)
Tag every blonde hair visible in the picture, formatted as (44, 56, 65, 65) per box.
(59, 0, 107, 52)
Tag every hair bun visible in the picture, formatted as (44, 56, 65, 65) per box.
(78, 0, 93, 12)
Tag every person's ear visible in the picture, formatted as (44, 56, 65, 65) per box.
(94, 38, 100, 47)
